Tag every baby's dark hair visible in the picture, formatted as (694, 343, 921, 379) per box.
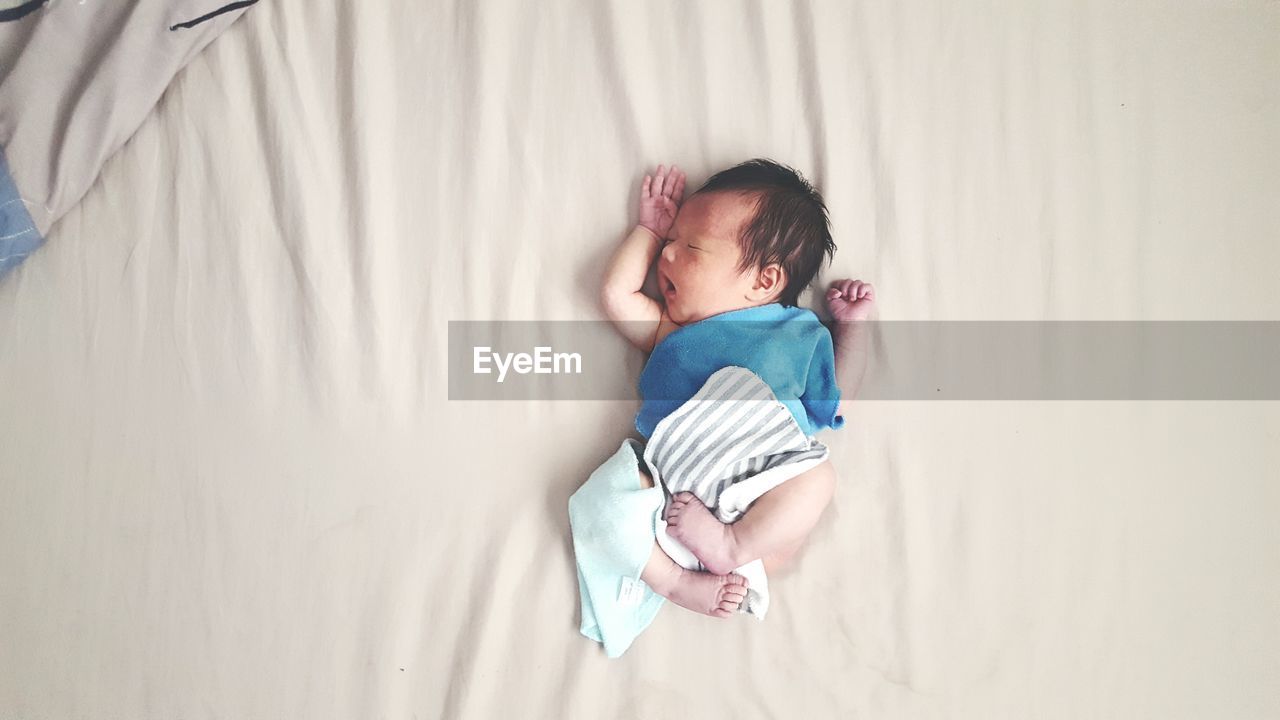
(694, 159, 836, 307)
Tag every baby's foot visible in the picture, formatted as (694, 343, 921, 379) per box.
(654, 567, 749, 619)
(664, 491, 741, 575)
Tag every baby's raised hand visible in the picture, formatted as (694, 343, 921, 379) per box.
(638, 164, 686, 238)
(826, 279, 876, 322)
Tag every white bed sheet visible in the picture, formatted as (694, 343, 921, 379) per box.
(1, 1, 1278, 717)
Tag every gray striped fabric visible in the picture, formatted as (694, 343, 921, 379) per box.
(643, 366, 829, 523)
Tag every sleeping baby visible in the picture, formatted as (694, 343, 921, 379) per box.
(600, 160, 876, 618)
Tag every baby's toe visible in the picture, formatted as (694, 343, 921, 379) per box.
(711, 608, 732, 619)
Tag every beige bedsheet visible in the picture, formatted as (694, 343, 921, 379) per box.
(1, 1, 1278, 717)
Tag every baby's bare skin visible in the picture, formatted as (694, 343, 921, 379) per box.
(637, 469, 749, 618)
(643, 547, 749, 619)
(666, 459, 838, 576)
(603, 163, 877, 616)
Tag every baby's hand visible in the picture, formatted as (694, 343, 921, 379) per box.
(826, 279, 876, 322)
(638, 164, 686, 238)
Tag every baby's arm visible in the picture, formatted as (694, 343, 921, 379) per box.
(826, 279, 877, 419)
(600, 226, 663, 352)
(600, 164, 686, 352)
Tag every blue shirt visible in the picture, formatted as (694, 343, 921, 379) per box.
(635, 303, 844, 439)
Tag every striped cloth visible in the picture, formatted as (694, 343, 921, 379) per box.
(642, 366, 830, 524)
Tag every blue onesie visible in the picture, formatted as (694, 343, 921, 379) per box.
(635, 303, 844, 439)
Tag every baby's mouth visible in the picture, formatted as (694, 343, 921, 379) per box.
(660, 271, 680, 297)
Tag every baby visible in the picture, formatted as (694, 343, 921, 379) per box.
(601, 160, 876, 618)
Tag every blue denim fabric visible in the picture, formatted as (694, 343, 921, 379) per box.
(0, 147, 43, 276)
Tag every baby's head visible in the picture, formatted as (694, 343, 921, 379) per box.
(657, 159, 835, 325)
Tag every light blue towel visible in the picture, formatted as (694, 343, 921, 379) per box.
(568, 438, 666, 658)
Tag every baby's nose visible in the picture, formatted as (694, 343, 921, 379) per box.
(661, 243, 677, 262)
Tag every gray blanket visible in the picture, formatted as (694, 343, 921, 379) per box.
(0, 1, 256, 275)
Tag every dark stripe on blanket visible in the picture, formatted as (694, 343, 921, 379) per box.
(169, 0, 258, 31)
(0, 0, 44, 23)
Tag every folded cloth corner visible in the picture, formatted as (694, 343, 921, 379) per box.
(568, 438, 666, 659)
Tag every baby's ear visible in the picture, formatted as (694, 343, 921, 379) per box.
(752, 264, 787, 299)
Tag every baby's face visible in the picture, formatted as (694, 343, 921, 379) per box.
(657, 192, 767, 325)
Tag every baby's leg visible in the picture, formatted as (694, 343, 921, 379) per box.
(639, 542, 749, 618)
(637, 467, 749, 618)
(665, 460, 836, 575)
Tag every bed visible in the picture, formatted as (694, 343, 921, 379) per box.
(1, 1, 1277, 717)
